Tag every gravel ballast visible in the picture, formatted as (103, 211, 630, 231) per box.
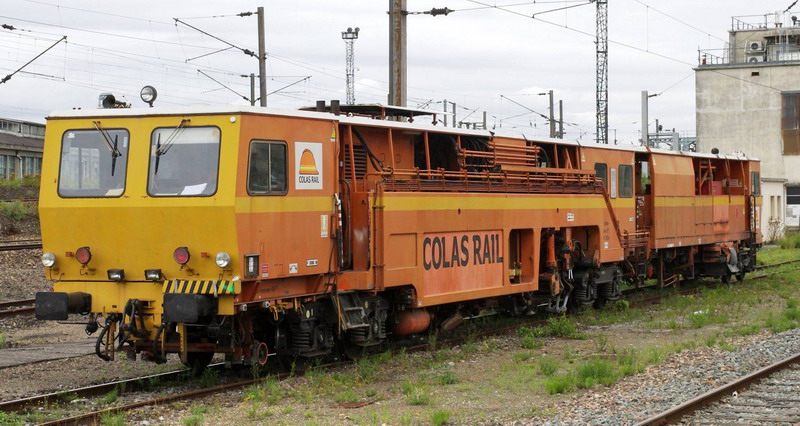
(518, 328, 800, 425)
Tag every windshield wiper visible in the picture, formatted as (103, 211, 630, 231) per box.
(92, 121, 122, 176)
(154, 118, 190, 176)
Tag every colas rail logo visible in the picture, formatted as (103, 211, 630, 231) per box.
(299, 149, 319, 182)
(295, 142, 323, 190)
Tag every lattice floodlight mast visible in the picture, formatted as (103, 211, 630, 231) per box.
(342, 27, 360, 105)
(596, 0, 608, 144)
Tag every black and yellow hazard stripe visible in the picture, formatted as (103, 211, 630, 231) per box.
(162, 279, 237, 295)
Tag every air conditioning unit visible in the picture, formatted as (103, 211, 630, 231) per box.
(747, 40, 765, 52)
(747, 55, 765, 63)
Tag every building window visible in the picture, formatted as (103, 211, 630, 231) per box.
(788, 187, 800, 206)
(781, 91, 800, 155)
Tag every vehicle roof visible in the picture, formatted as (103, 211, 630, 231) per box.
(47, 105, 759, 161)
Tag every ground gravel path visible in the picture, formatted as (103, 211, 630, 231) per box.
(516, 328, 800, 425)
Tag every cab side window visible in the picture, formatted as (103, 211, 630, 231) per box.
(248, 140, 287, 195)
(619, 164, 633, 198)
(594, 162, 608, 191)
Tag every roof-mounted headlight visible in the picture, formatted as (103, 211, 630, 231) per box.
(140, 85, 158, 107)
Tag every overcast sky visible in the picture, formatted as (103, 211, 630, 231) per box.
(0, 0, 796, 144)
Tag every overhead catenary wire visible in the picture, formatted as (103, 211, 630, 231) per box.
(0, 35, 65, 84)
(463, 0, 786, 94)
(630, 0, 727, 44)
(173, 18, 257, 58)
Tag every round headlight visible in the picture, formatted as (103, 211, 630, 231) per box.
(75, 246, 92, 265)
(42, 252, 56, 267)
(140, 85, 158, 106)
(215, 252, 231, 268)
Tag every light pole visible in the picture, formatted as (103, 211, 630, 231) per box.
(341, 27, 360, 105)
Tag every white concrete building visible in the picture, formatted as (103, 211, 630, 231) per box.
(696, 12, 800, 240)
(0, 118, 44, 180)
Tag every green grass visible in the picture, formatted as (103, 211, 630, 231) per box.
(519, 316, 585, 340)
(99, 412, 126, 426)
(401, 380, 432, 405)
(543, 373, 577, 394)
(243, 377, 284, 404)
(758, 247, 800, 264)
(182, 415, 203, 426)
(0, 412, 24, 426)
(686, 308, 729, 328)
(0, 201, 30, 221)
(538, 356, 560, 376)
(775, 233, 800, 249)
(576, 359, 618, 388)
(431, 410, 452, 426)
(99, 387, 118, 405)
(0, 333, 6, 347)
(512, 350, 535, 363)
(436, 370, 459, 385)
(0, 178, 21, 189)
(333, 390, 358, 403)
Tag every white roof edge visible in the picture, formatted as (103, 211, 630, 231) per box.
(46, 106, 759, 161)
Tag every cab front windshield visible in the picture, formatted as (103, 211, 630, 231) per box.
(58, 128, 129, 198)
(148, 126, 220, 196)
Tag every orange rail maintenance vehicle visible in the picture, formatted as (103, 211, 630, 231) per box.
(35, 102, 761, 369)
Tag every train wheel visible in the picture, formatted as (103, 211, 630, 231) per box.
(277, 354, 310, 373)
(342, 342, 368, 360)
(593, 297, 607, 310)
(183, 352, 213, 376)
(567, 295, 589, 314)
(736, 271, 746, 282)
(721, 270, 732, 285)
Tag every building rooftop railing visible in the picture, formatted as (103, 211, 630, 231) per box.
(731, 13, 796, 31)
(698, 43, 800, 66)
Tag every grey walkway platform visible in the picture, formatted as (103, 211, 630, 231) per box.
(0, 339, 95, 369)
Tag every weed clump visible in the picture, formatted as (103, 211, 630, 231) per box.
(776, 233, 800, 249)
(431, 410, 452, 425)
(520, 317, 585, 340)
(1, 201, 29, 221)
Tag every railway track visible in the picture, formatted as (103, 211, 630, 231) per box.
(0, 298, 35, 319)
(0, 198, 38, 204)
(638, 352, 800, 425)
(0, 238, 42, 252)
(2, 324, 500, 424)
(2, 257, 799, 424)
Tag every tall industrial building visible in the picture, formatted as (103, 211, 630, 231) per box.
(696, 12, 800, 238)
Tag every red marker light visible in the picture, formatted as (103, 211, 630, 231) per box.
(173, 247, 190, 265)
(75, 246, 92, 265)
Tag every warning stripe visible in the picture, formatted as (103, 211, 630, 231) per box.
(162, 280, 237, 295)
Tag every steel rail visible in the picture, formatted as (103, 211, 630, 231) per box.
(636, 351, 800, 426)
(0, 298, 35, 309)
(35, 318, 540, 425)
(0, 198, 38, 203)
(0, 364, 225, 413)
(0, 306, 35, 319)
(0, 298, 36, 319)
(6, 258, 799, 422)
(0, 241, 42, 251)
